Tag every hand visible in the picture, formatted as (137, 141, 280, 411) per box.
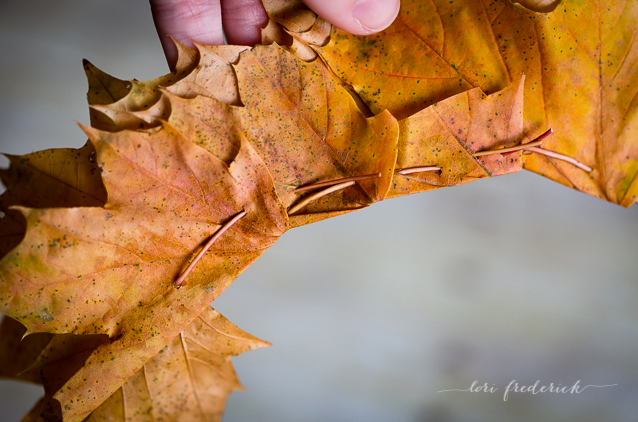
(151, 0, 400, 69)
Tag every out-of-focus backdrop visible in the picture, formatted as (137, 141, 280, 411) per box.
(1, 1, 637, 421)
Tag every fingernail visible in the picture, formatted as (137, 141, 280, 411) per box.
(352, 0, 399, 32)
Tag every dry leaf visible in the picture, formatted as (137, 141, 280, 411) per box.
(1, 307, 268, 422)
(0, 315, 54, 384)
(0, 142, 106, 257)
(317, 0, 509, 120)
(165, 44, 248, 106)
(262, 0, 318, 33)
(316, 0, 638, 206)
(0, 101, 289, 419)
(3, 0, 635, 419)
(389, 76, 525, 198)
(1, 11, 528, 421)
(260, 1, 329, 60)
(0, 142, 106, 209)
(87, 42, 249, 131)
(86, 307, 269, 422)
(230, 45, 399, 225)
(85, 40, 198, 131)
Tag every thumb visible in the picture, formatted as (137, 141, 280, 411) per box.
(302, 0, 400, 35)
(150, 0, 224, 70)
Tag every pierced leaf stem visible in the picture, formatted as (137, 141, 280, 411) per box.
(396, 166, 441, 175)
(500, 128, 554, 157)
(526, 146, 593, 172)
(532, 127, 554, 143)
(289, 181, 355, 215)
(496, 128, 592, 172)
(473, 138, 545, 157)
(294, 173, 381, 193)
(175, 210, 247, 287)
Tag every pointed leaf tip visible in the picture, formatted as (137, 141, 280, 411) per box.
(77, 121, 100, 141)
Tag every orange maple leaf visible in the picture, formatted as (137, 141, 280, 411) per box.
(316, 0, 638, 206)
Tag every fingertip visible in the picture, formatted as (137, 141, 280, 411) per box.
(352, 0, 400, 33)
(303, 0, 400, 35)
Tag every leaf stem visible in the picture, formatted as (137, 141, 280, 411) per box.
(533, 127, 555, 143)
(473, 139, 543, 157)
(474, 128, 553, 157)
(526, 146, 593, 172)
(496, 127, 592, 172)
(175, 210, 247, 287)
(294, 173, 381, 193)
(396, 166, 441, 175)
(289, 181, 355, 215)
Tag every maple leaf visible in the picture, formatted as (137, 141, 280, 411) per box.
(0, 113, 288, 419)
(262, 0, 318, 33)
(315, 0, 638, 206)
(84, 40, 199, 132)
(0, 315, 55, 384)
(0, 142, 107, 257)
(0, 316, 109, 421)
(0, 308, 269, 422)
(260, 0, 331, 61)
(389, 76, 525, 198)
(85, 307, 269, 422)
(0, 14, 528, 422)
(85, 43, 250, 132)
(94, 43, 402, 228)
(0, 142, 270, 420)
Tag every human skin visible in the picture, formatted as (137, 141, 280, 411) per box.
(150, 0, 400, 69)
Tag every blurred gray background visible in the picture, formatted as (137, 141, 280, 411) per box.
(1, 1, 637, 421)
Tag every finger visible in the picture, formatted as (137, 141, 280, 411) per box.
(221, 0, 269, 46)
(150, 0, 224, 70)
(302, 0, 400, 35)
